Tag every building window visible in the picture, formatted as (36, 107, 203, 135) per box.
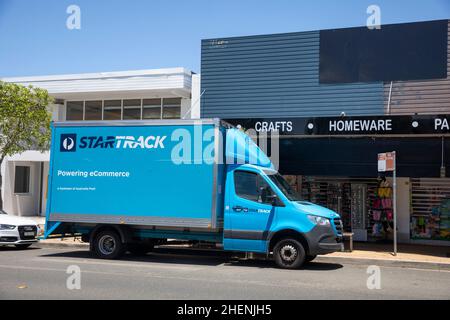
(103, 100, 122, 120)
(14, 166, 30, 194)
(65, 97, 184, 121)
(66, 101, 84, 120)
(143, 98, 162, 119)
(162, 98, 181, 119)
(123, 99, 142, 120)
(84, 100, 102, 120)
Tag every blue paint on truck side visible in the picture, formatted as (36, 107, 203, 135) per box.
(45, 119, 343, 261)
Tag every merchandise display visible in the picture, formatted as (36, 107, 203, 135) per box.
(369, 178, 394, 239)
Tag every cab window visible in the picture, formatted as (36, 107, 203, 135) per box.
(234, 170, 275, 204)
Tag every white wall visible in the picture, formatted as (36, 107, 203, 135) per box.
(3, 161, 40, 216)
(1, 151, 49, 216)
(41, 162, 49, 215)
(190, 74, 201, 119)
(180, 98, 192, 119)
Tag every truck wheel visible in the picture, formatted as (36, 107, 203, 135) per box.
(273, 239, 306, 269)
(93, 230, 124, 259)
(305, 255, 317, 263)
(127, 243, 154, 256)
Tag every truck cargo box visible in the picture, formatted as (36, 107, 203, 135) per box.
(46, 119, 224, 232)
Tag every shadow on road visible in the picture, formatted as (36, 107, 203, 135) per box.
(226, 258, 343, 271)
(0, 246, 40, 252)
(38, 246, 343, 270)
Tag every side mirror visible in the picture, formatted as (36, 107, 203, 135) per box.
(260, 186, 279, 206)
(266, 194, 278, 206)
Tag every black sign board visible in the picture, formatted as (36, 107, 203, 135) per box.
(225, 115, 450, 136)
(319, 20, 448, 83)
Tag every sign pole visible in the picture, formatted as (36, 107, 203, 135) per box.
(378, 151, 398, 256)
(393, 151, 397, 256)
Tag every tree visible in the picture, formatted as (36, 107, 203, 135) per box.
(0, 81, 52, 211)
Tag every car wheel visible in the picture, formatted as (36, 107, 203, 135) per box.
(93, 230, 124, 259)
(273, 238, 306, 269)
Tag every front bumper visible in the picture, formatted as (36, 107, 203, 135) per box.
(0, 239, 39, 245)
(304, 225, 343, 255)
(0, 226, 39, 245)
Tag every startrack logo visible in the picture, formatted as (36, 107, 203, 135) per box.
(60, 134, 166, 151)
(60, 134, 77, 152)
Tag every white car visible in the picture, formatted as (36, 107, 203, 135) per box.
(0, 211, 40, 249)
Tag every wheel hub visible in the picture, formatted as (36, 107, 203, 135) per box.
(99, 235, 116, 255)
(280, 244, 297, 262)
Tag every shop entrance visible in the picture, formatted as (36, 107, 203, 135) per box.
(284, 176, 396, 242)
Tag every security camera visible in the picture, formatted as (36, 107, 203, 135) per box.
(340, 112, 346, 117)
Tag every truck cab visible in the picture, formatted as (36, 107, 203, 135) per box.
(223, 129, 343, 268)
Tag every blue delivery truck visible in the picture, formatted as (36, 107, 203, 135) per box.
(44, 119, 343, 269)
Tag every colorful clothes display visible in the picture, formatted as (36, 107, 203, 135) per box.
(370, 178, 394, 238)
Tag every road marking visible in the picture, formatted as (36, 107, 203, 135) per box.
(35, 257, 205, 271)
(398, 267, 450, 273)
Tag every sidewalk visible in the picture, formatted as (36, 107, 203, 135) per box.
(319, 241, 450, 267)
(26, 217, 46, 226)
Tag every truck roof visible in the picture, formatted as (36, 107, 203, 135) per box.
(53, 118, 228, 127)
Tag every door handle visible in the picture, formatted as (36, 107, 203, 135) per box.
(232, 206, 248, 212)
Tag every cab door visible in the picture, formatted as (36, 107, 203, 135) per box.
(223, 169, 280, 253)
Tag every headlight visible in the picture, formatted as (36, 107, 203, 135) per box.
(0, 224, 16, 230)
(307, 215, 330, 226)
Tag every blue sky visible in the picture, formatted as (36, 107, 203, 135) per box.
(0, 0, 448, 77)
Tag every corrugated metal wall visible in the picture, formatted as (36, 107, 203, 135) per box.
(385, 20, 450, 115)
(201, 32, 384, 118)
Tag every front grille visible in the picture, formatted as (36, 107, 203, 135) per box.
(18, 225, 37, 240)
(333, 218, 343, 236)
(0, 236, 18, 242)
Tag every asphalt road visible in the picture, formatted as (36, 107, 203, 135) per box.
(0, 245, 449, 300)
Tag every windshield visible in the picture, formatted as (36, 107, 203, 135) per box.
(266, 172, 302, 201)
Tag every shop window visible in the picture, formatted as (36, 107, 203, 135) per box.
(66, 101, 83, 120)
(103, 100, 122, 120)
(143, 98, 162, 119)
(300, 176, 380, 238)
(162, 98, 181, 119)
(123, 99, 142, 120)
(84, 101, 102, 120)
(14, 166, 30, 194)
(411, 178, 450, 241)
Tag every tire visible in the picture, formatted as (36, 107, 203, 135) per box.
(93, 230, 125, 259)
(15, 244, 32, 249)
(305, 255, 317, 263)
(273, 238, 306, 269)
(127, 243, 154, 256)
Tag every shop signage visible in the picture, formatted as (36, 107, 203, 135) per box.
(227, 115, 450, 136)
(378, 152, 396, 172)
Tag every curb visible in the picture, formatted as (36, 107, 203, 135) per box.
(35, 241, 450, 270)
(36, 241, 88, 249)
(315, 255, 450, 271)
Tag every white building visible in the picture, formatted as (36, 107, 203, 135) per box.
(1, 67, 201, 217)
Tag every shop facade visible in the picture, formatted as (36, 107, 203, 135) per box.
(1, 67, 199, 217)
(201, 19, 450, 245)
(225, 115, 450, 245)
